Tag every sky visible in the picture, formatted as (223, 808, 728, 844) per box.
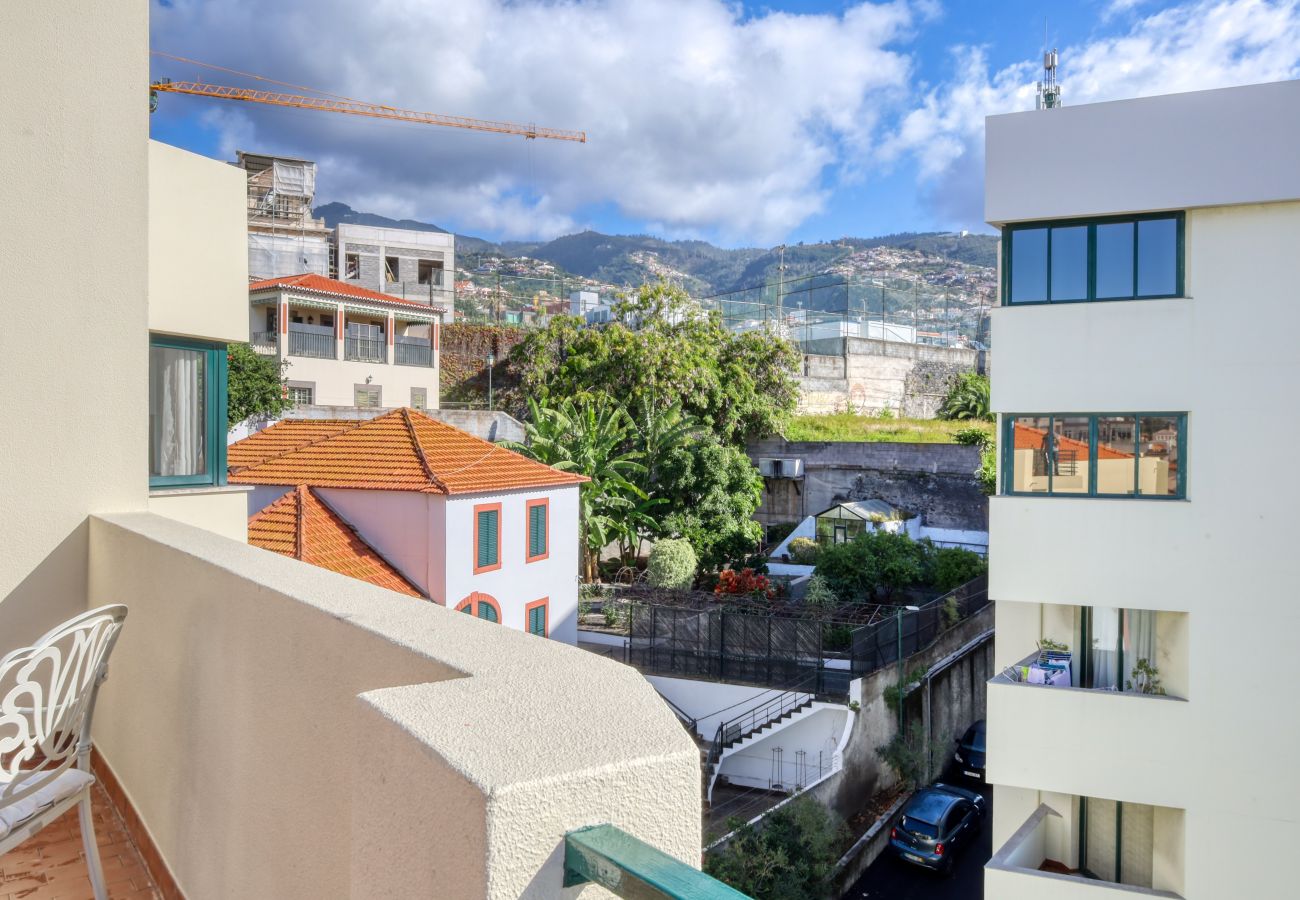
(149, 0, 1300, 247)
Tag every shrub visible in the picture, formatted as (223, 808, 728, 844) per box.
(715, 567, 773, 599)
(787, 537, 819, 565)
(804, 574, 838, 608)
(815, 530, 927, 602)
(937, 373, 992, 421)
(952, 426, 993, 449)
(928, 546, 988, 592)
(878, 722, 948, 790)
(646, 538, 697, 589)
(704, 796, 847, 900)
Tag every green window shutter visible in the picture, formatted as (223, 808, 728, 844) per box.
(529, 504, 547, 557)
(460, 603, 473, 615)
(529, 604, 546, 636)
(478, 602, 498, 623)
(477, 510, 498, 568)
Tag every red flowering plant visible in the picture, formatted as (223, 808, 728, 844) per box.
(714, 567, 775, 600)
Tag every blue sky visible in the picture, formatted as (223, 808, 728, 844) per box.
(150, 0, 1300, 247)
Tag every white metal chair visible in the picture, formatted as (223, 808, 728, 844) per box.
(0, 604, 128, 900)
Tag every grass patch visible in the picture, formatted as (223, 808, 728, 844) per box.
(783, 414, 993, 444)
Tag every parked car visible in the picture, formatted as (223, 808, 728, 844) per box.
(953, 718, 986, 781)
(888, 783, 987, 875)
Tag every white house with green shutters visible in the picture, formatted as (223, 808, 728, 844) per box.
(228, 410, 584, 642)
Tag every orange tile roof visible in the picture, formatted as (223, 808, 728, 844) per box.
(248, 486, 424, 597)
(248, 273, 441, 310)
(229, 409, 587, 495)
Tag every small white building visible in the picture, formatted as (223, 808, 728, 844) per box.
(230, 409, 586, 641)
(248, 273, 441, 411)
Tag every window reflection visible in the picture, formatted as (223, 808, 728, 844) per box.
(1050, 226, 1088, 301)
(1010, 228, 1048, 303)
(1096, 415, 1137, 495)
(1138, 416, 1180, 496)
(1137, 218, 1178, 296)
(1095, 222, 1135, 298)
(1010, 416, 1052, 492)
(1051, 416, 1091, 493)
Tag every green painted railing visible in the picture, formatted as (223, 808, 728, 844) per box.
(564, 825, 751, 899)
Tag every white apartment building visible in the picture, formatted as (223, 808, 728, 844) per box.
(336, 221, 454, 313)
(983, 80, 1300, 899)
(249, 273, 441, 410)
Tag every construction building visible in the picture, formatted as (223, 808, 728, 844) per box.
(337, 222, 454, 313)
(236, 151, 332, 280)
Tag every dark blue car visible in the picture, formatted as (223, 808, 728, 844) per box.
(953, 719, 986, 781)
(888, 783, 986, 875)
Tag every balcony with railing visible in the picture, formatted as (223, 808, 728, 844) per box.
(395, 336, 434, 367)
(287, 324, 337, 360)
(986, 802, 1184, 899)
(70, 511, 708, 898)
(345, 335, 386, 363)
(250, 330, 278, 355)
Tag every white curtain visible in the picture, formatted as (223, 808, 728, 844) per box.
(1123, 609, 1158, 692)
(150, 346, 205, 477)
(1090, 606, 1121, 690)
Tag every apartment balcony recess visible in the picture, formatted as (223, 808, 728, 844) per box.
(250, 331, 278, 355)
(381, 278, 451, 306)
(394, 336, 434, 367)
(85, 512, 701, 898)
(986, 804, 1183, 900)
(345, 335, 386, 364)
(286, 324, 336, 360)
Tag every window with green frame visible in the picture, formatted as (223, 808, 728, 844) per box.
(1003, 213, 1184, 305)
(148, 336, 228, 489)
(527, 501, 548, 560)
(476, 507, 500, 570)
(528, 602, 547, 636)
(1003, 414, 1185, 498)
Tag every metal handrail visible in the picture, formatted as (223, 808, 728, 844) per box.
(287, 329, 336, 360)
(705, 674, 820, 781)
(657, 694, 697, 735)
(394, 340, 433, 367)
(345, 336, 386, 363)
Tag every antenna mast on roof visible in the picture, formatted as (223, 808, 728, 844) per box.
(1036, 21, 1062, 110)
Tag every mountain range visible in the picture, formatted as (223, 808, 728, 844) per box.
(314, 201, 998, 297)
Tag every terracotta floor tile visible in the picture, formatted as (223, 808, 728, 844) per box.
(0, 783, 160, 900)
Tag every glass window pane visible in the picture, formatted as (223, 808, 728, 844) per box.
(1010, 228, 1048, 303)
(1138, 416, 1180, 496)
(149, 345, 207, 478)
(1096, 415, 1138, 495)
(1050, 226, 1088, 301)
(1137, 218, 1178, 296)
(1009, 416, 1052, 492)
(1095, 222, 1135, 298)
(1088, 607, 1122, 691)
(1122, 609, 1158, 694)
(1051, 416, 1091, 493)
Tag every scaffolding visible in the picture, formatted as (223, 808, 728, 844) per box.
(238, 151, 332, 280)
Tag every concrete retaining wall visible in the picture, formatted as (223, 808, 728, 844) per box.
(749, 439, 987, 532)
(796, 337, 985, 416)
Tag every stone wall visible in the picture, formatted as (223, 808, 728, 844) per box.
(796, 336, 985, 416)
(748, 439, 987, 532)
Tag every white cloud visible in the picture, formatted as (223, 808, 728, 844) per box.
(150, 0, 921, 243)
(884, 0, 1300, 228)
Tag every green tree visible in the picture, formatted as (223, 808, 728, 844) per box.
(503, 397, 648, 580)
(656, 439, 763, 573)
(937, 372, 992, 421)
(504, 282, 800, 447)
(704, 796, 847, 900)
(815, 529, 928, 602)
(226, 343, 291, 430)
(928, 546, 988, 592)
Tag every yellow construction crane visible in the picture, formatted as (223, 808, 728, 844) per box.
(149, 53, 586, 143)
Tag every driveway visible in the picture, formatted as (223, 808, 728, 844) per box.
(843, 780, 992, 900)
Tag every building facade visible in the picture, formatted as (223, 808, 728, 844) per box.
(237, 152, 332, 280)
(248, 273, 441, 410)
(336, 222, 454, 313)
(983, 79, 1300, 899)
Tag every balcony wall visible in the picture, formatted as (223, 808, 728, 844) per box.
(987, 672, 1188, 811)
(88, 512, 700, 899)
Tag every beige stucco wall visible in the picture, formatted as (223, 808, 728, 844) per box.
(148, 140, 248, 342)
(147, 487, 250, 543)
(90, 513, 701, 898)
(0, 2, 150, 647)
(988, 201, 1300, 897)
